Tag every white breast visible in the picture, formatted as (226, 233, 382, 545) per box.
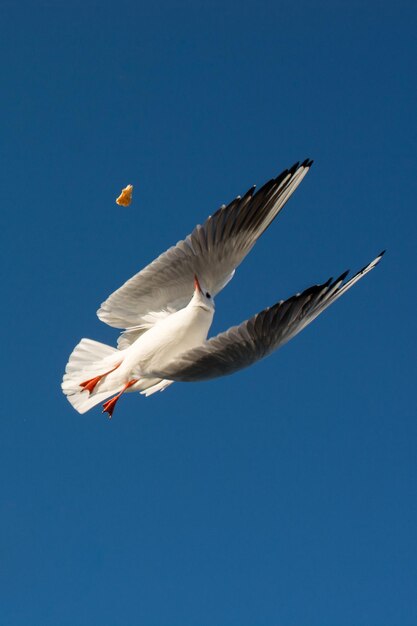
(121, 304, 214, 377)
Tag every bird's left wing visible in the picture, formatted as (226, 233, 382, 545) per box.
(147, 252, 384, 382)
(97, 160, 312, 329)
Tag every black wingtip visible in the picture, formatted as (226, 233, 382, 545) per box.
(370, 250, 385, 268)
(317, 277, 332, 290)
(267, 159, 313, 191)
(338, 269, 350, 282)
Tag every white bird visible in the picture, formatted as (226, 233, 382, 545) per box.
(62, 160, 384, 417)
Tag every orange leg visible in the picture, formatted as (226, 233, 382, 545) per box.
(80, 362, 121, 394)
(102, 379, 138, 419)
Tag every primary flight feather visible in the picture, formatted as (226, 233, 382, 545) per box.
(62, 160, 383, 417)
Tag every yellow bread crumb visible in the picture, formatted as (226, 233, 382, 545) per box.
(116, 184, 134, 206)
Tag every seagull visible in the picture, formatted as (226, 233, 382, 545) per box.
(62, 160, 384, 417)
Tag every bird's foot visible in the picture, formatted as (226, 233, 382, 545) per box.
(102, 379, 139, 419)
(80, 363, 121, 394)
(102, 395, 119, 419)
(80, 375, 103, 394)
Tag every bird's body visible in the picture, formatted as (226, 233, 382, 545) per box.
(63, 278, 215, 414)
(130, 303, 212, 373)
(111, 286, 214, 386)
(62, 160, 384, 417)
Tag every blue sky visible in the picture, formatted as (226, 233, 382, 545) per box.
(1, 2, 416, 624)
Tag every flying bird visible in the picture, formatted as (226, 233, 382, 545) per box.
(62, 160, 384, 417)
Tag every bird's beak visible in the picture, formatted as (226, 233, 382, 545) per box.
(194, 274, 202, 293)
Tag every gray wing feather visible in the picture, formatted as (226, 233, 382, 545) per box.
(148, 252, 385, 382)
(97, 160, 312, 329)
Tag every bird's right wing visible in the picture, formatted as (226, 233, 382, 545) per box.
(97, 160, 312, 329)
(148, 252, 384, 382)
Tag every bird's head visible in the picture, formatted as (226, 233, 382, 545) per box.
(191, 274, 215, 311)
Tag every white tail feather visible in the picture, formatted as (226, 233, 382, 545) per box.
(62, 338, 125, 414)
(62, 338, 173, 414)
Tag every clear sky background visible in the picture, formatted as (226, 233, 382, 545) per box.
(1, 2, 416, 625)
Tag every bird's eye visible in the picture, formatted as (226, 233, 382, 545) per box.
(206, 292, 211, 299)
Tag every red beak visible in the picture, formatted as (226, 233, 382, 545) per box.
(194, 274, 201, 293)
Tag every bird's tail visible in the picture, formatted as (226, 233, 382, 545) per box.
(62, 338, 125, 414)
